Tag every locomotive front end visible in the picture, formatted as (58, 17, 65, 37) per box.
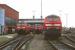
(44, 15, 62, 40)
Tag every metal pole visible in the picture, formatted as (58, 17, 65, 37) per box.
(32, 10, 35, 19)
(59, 10, 68, 27)
(66, 13, 68, 27)
(0, 24, 3, 34)
(41, 0, 42, 19)
(0, 24, 1, 34)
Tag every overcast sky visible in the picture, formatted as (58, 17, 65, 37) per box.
(0, 0, 75, 27)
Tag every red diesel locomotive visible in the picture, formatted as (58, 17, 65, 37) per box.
(34, 25, 43, 34)
(16, 24, 31, 35)
(44, 15, 62, 39)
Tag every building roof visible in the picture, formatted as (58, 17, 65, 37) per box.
(19, 19, 44, 21)
(0, 4, 18, 13)
(19, 19, 44, 24)
(0, 4, 19, 20)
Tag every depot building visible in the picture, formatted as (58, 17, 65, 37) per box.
(0, 4, 19, 34)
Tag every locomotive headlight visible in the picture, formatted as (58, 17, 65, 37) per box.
(54, 24, 61, 26)
(22, 27, 25, 28)
(45, 24, 61, 26)
(17, 27, 20, 28)
(45, 24, 52, 26)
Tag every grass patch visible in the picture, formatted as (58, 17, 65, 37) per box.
(0, 34, 17, 44)
(0, 37, 11, 44)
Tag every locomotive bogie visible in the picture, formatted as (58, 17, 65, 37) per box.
(44, 28, 61, 40)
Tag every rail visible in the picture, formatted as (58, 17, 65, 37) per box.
(0, 34, 33, 50)
(48, 40, 75, 50)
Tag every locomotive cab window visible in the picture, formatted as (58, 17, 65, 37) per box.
(46, 17, 59, 22)
(53, 17, 60, 21)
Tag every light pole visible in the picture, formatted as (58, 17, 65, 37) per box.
(59, 10, 68, 27)
(32, 10, 35, 19)
(41, 0, 43, 19)
(65, 13, 68, 27)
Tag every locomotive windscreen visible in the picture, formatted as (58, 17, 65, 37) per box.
(46, 15, 59, 21)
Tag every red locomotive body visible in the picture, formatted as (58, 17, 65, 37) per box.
(33, 25, 43, 34)
(16, 24, 31, 35)
(44, 15, 62, 39)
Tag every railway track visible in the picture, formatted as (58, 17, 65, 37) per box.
(0, 34, 33, 50)
(14, 35, 33, 50)
(65, 35, 75, 42)
(48, 40, 75, 50)
(60, 36, 75, 49)
(0, 35, 21, 48)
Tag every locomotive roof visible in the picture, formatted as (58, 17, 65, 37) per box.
(47, 15, 59, 18)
